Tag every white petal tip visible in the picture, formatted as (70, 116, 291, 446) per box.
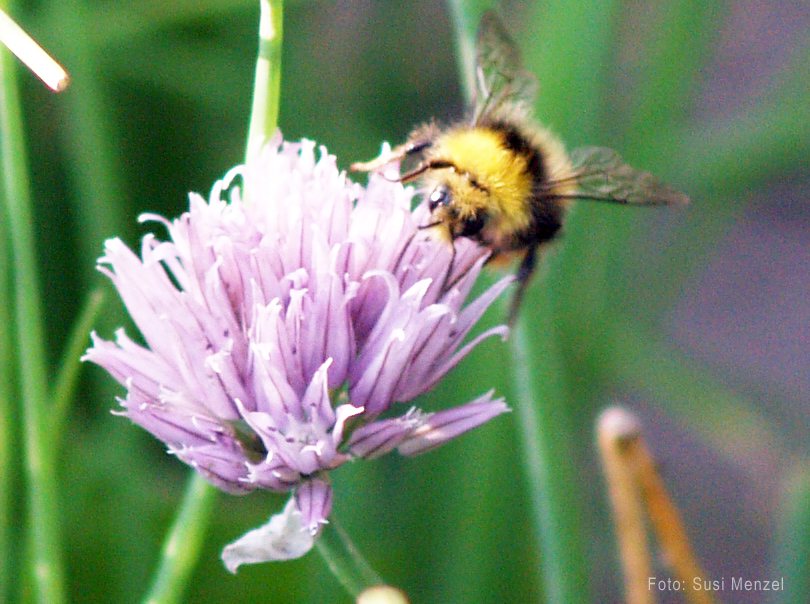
(221, 497, 314, 573)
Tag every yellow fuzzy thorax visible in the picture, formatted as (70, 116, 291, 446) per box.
(424, 127, 535, 235)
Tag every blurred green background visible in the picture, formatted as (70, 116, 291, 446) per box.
(3, 0, 810, 603)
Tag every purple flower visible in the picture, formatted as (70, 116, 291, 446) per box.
(83, 134, 511, 568)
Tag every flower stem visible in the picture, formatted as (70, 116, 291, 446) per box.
(245, 0, 283, 162)
(141, 472, 218, 604)
(446, 0, 491, 103)
(314, 518, 384, 598)
(50, 287, 104, 443)
(0, 28, 66, 604)
(772, 466, 810, 604)
(509, 319, 590, 604)
(0, 150, 12, 604)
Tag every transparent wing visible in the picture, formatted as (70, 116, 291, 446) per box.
(558, 147, 690, 206)
(472, 11, 538, 124)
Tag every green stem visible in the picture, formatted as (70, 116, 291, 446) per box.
(772, 466, 810, 604)
(49, 288, 104, 443)
(141, 472, 218, 604)
(0, 30, 66, 604)
(445, 0, 492, 104)
(509, 317, 590, 604)
(245, 0, 283, 162)
(0, 135, 12, 604)
(314, 518, 384, 598)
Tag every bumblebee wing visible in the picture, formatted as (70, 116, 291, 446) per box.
(558, 147, 690, 206)
(472, 11, 538, 124)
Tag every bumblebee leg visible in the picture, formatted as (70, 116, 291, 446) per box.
(350, 137, 436, 174)
(507, 245, 537, 326)
(350, 142, 412, 172)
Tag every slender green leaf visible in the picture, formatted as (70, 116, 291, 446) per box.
(49, 288, 105, 443)
(246, 0, 283, 161)
(445, 0, 493, 104)
(314, 518, 384, 599)
(510, 317, 591, 604)
(0, 123, 13, 604)
(141, 472, 219, 604)
(605, 34, 810, 324)
(0, 31, 66, 604)
(522, 0, 620, 332)
(525, 0, 620, 143)
(506, 3, 620, 602)
(772, 467, 810, 604)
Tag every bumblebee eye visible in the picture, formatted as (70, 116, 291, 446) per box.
(428, 185, 451, 212)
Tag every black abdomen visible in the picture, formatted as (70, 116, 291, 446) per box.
(486, 120, 566, 250)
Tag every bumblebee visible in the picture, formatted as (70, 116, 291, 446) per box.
(351, 11, 688, 325)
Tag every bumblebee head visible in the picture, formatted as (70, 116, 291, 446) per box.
(424, 181, 489, 242)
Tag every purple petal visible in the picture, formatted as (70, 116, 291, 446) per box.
(347, 409, 423, 459)
(397, 392, 510, 456)
(294, 477, 333, 534)
(392, 277, 513, 401)
(171, 440, 252, 494)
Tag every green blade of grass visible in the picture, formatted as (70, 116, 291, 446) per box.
(606, 79, 810, 326)
(49, 288, 105, 443)
(607, 35, 810, 325)
(0, 24, 66, 604)
(0, 126, 13, 604)
(141, 472, 219, 604)
(525, 0, 619, 143)
(245, 0, 283, 161)
(510, 316, 591, 604)
(314, 518, 384, 598)
(445, 0, 492, 104)
(772, 467, 810, 604)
